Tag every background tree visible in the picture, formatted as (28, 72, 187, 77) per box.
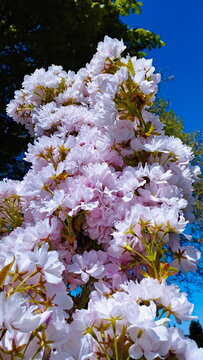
(189, 321, 203, 347)
(0, 0, 165, 179)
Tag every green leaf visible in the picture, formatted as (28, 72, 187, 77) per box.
(127, 57, 135, 76)
(0, 257, 15, 287)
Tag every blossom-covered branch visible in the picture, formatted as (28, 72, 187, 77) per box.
(0, 36, 201, 359)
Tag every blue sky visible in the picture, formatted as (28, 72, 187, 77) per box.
(122, 0, 203, 133)
(122, 0, 203, 333)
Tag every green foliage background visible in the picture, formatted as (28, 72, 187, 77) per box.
(189, 321, 203, 347)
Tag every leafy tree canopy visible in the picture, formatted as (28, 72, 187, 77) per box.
(189, 321, 203, 347)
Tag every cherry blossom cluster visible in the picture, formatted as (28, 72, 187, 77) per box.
(0, 36, 201, 359)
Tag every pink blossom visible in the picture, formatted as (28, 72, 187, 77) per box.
(68, 250, 107, 283)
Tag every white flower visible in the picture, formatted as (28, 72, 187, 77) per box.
(67, 250, 107, 283)
(40, 189, 65, 216)
(0, 292, 52, 332)
(171, 245, 201, 273)
(97, 36, 126, 58)
(28, 243, 65, 283)
(93, 93, 117, 127)
(122, 278, 196, 323)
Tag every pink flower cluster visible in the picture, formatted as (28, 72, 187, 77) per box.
(0, 36, 201, 359)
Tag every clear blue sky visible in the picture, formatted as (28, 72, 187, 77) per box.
(122, 0, 203, 333)
(122, 0, 203, 133)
